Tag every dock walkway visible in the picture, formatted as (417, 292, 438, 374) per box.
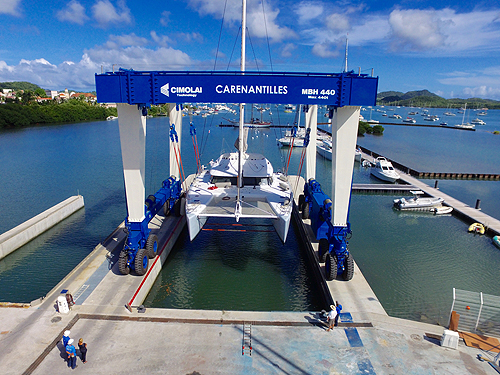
(361, 151, 500, 236)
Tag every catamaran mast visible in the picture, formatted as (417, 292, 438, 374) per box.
(236, 0, 247, 220)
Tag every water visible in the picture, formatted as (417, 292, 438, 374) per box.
(0, 107, 499, 324)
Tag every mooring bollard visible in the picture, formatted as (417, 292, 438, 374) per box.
(434, 180, 439, 189)
(475, 199, 481, 210)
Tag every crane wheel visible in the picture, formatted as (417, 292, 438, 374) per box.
(163, 199, 171, 216)
(325, 253, 337, 281)
(298, 194, 305, 211)
(318, 239, 329, 263)
(302, 201, 310, 219)
(118, 251, 130, 275)
(342, 253, 354, 281)
(146, 234, 159, 259)
(135, 248, 149, 276)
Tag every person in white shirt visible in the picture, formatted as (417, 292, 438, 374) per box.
(326, 304, 337, 331)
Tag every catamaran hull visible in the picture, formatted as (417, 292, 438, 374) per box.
(272, 215, 291, 243)
(186, 213, 208, 241)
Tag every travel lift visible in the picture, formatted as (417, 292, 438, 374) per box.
(95, 69, 378, 277)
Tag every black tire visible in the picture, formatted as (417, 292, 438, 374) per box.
(118, 251, 130, 275)
(163, 199, 171, 216)
(302, 201, 310, 219)
(325, 253, 337, 281)
(298, 194, 305, 211)
(134, 248, 149, 276)
(318, 238, 329, 263)
(146, 234, 159, 259)
(342, 253, 354, 281)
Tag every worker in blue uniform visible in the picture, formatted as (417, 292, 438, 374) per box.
(66, 338, 77, 369)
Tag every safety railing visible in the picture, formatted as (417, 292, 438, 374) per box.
(449, 288, 500, 338)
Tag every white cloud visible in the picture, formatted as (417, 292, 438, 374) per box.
(178, 32, 204, 44)
(311, 42, 339, 58)
(0, 0, 21, 16)
(389, 9, 446, 51)
(0, 35, 192, 90)
(438, 66, 500, 99)
(188, 0, 296, 42)
(56, 1, 89, 25)
(281, 43, 297, 58)
(325, 13, 350, 32)
(92, 0, 132, 28)
(150, 31, 174, 48)
(293, 2, 324, 25)
(160, 10, 171, 27)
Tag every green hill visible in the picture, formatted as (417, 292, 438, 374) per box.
(0, 81, 42, 91)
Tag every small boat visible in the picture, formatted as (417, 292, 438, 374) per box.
(471, 118, 486, 125)
(106, 115, 118, 121)
(430, 206, 453, 215)
(370, 157, 400, 183)
(493, 236, 500, 249)
(355, 148, 362, 162)
(393, 191, 445, 210)
(403, 117, 416, 123)
(468, 222, 485, 235)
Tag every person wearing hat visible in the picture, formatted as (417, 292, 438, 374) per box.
(326, 304, 337, 331)
(62, 330, 71, 347)
(66, 338, 77, 369)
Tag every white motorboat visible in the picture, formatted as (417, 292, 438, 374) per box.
(403, 117, 416, 123)
(471, 118, 486, 125)
(316, 140, 362, 163)
(393, 191, 445, 210)
(370, 157, 400, 182)
(184, 0, 292, 243)
(316, 139, 332, 160)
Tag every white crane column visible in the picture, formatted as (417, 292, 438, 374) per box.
(305, 104, 318, 181)
(331, 106, 361, 227)
(117, 103, 146, 223)
(169, 103, 183, 179)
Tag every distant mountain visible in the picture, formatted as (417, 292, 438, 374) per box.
(0, 81, 42, 91)
(377, 90, 500, 109)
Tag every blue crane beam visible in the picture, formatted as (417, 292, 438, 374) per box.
(95, 69, 378, 107)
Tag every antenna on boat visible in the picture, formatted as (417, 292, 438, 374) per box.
(343, 35, 348, 73)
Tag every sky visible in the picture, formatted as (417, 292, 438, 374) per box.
(1, 0, 500, 99)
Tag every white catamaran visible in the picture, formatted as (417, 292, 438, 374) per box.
(184, 0, 293, 243)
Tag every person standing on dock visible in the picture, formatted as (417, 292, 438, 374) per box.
(66, 338, 77, 369)
(78, 338, 88, 363)
(334, 301, 342, 327)
(326, 305, 337, 331)
(62, 330, 71, 347)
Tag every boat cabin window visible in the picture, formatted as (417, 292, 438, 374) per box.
(211, 176, 237, 186)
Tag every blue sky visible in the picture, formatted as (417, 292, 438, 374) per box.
(1, 0, 500, 99)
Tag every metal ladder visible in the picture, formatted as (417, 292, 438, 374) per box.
(242, 322, 252, 356)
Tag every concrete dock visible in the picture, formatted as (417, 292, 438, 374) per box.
(0, 184, 496, 374)
(0, 195, 85, 260)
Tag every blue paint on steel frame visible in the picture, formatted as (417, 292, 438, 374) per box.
(124, 176, 181, 271)
(95, 69, 378, 107)
(303, 179, 352, 276)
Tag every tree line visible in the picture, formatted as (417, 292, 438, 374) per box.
(0, 97, 116, 128)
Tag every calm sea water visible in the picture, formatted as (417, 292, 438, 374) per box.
(0, 107, 499, 325)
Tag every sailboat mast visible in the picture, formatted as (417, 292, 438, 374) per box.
(344, 36, 348, 73)
(238, 0, 246, 192)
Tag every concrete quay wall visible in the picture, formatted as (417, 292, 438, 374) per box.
(0, 195, 84, 260)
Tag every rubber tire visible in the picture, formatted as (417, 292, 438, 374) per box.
(118, 251, 130, 275)
(146, 234, 159, 259)
(325, 253, 337, 281)
(318, 239, 329, 263)
(134, 248, 149, 276)
(342, 253, 354, 281)
(302, 201, 310, 219)
(163, 199, 171, 216)
(298, 194, 305, 211)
